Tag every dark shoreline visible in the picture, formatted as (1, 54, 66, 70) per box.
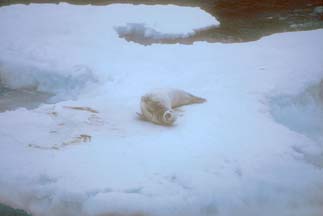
(1, 0, 323, 45)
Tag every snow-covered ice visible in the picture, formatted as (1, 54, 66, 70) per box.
(115, 23, 216, 44)
(0, 3, 323, 216)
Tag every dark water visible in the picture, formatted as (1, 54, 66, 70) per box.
(115, 2, 323, 45)
(1, 0, 322, 45)
(0, 86, 52, 112)
(0, 203, 31, 216)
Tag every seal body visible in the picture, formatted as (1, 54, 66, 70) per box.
(140, 89, 206, 125)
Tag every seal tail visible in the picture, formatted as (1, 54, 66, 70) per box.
(190, 94, 207, 104)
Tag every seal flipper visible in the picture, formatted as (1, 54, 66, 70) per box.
(190, 94, 207, 104)
(171, 93, 207, 108)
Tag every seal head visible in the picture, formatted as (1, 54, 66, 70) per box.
(161, 110, 176, 125)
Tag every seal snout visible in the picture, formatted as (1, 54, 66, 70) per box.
(162, 110, 176, 125)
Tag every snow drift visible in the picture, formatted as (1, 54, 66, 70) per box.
(270, 80, 323, 144)
(0, 60, 97, 101)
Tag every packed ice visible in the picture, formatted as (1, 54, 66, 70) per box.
(0, 3, 323, 216)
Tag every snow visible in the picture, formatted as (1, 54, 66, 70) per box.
(0, 3, 218, 97)
(115, 23, 215, 42)
(270, 82, 323, 143)
(0, 3, 323, 216)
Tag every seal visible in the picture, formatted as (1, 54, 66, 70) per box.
(139, 88, 206, 125)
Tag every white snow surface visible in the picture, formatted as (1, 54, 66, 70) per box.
(0, 3, 323, 216)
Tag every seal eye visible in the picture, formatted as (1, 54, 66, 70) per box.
(165, 113, 172, 120)
(162, 111, 176, 125)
